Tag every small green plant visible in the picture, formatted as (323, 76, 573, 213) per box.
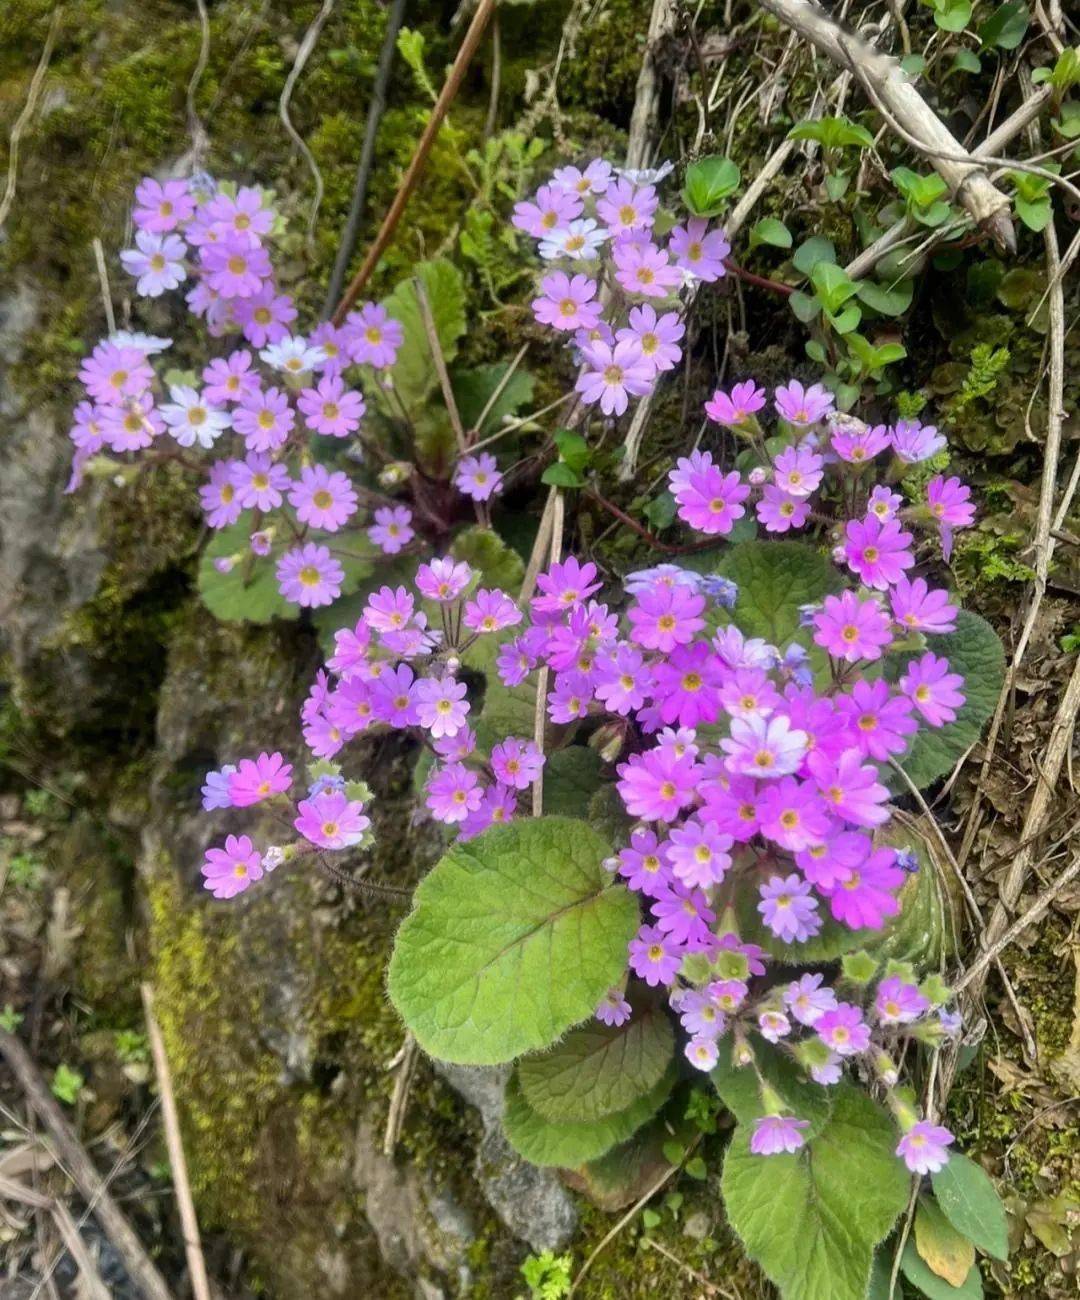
(114, 1030, 150, 1064)
(51, 1064, 85, 1105)
(948, 343, 1011, 415)
(7, 850, 45, 890)
(520, 1250, 572, 1300)
(23, 788, 59, 820)
(0, 1005, 24, 1032)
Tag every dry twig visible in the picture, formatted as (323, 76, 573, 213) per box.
(279, 0, 337, 242)
(0, 8, 61, 234)
(382, 1033, 419, 1157)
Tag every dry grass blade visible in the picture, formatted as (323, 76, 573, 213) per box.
(0, 7, 61, 234)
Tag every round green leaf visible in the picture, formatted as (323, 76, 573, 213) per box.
(502, 1065, 675, 1168)
(450, 525, 524, 593)
(517, 1000, 674, 1123)
(714, 540, 844, 648)
(387, 817, 638, 1064)
(931, 1154, 1009, 1261)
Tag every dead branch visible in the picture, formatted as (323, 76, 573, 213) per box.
(625, 0, 677, 170)
(0, 1028, 176, 1300)
(760, 0, 1015, 251)
(0, 8, 61, 234)
(279, 0, 337, 242)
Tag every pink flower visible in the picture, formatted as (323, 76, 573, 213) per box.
(576, 339, 654, 416)
(650, 642, 722, 728)
(612, 239, 682, 297)
(616, 304, 684, 374)
(757, 779, 831, 852)
(454, 452, 504, 501)
(512, 183, 583, 237)
(813, 591, 894, 662)
(899, 652, 965, 726)
(815, 1002, 870, 1056)
(463, 589, 522, 633)
(896, 1121, 953, 1174)
(891, 419, 946, 463)
(617, 829, 673, 897)
(289, 464, 359, 532)
(234, 287, 298, 348)
(824, 848, 903, 929)
(231, 453, 291, 510)
(807, 749, 890, 827)
(532, 272, 601, 331)
(775, 379, 835, 427)
(203, 185, 274, 245)
(784, 973, 838, 1026)
(627, 583, 705, 653)
(651, 882, 715, 946)
(757, 486, 810, 534)
(834, 680, 917, 761)
(843, 517, 914, 590)
(426, 762, 483, 823)
(343, 303, 404, 368)
(831, 421, 891, 464)
(547, 670, 592, 723)
(596, 989, 632, 1027)
(704, 380, 766, 426)
(532, 557, 601, 617)
(889, 577, 957, 634)
(294, 789, 370, 849)
(370, 664, 420, 727)
(201, 834, 263, 899)
(685, 1037, 721, 1070)
(750, 1114, 809, 1155)
(133, 177, 195, 232)
(490, 737, 545, 790)
(867, 485, 903, 522)
(758, 873, 822, 942)
(666, 817, 733, 888)
(596, 179, 658, 232)
(202, 349, 260, 405)
(668, 218, 730, 282)
(368, 505, 415, 554)
(671, 462, 750, 535)
(101, 395, 164, 451)
(228, 751, 293, 806)
(200, 460, 243, 528)
(276, 543, 344, 608)
(616, 748, 698, 822)
(876, 975, 930, 1025)
(416, 557, 472, 602)
(120, 230, 187, 297)
(297, 375, 365, 437)
(927, 475, 975, 560)
(79, 342, 153, 406)
(628, 924, 681, 986)
(595, 644, 653, 716)
(201, 238, 271, 298)
(720, 714, 809, 780)
(364, 585, 414, 633)
(796, 831, 869, 890)
(234, 386, 295, 452)
(414, 676, 470, 739)
(773, 445, 823, 498)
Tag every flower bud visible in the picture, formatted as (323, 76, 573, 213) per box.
(748, 466, 767, 486)
(378, 461, 412, 488)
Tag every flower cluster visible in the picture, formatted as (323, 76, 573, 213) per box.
(515, 159, 726, 417)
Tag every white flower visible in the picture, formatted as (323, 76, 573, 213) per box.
(259, 335, 326, 376)
(538, 218, 610, 261)
(616, 160, 675, 185)
(160, 385, 232, 448)
(109, 330, 173, 354)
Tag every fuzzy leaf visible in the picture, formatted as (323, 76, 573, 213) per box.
(198, 520, 298, 625)
(711, 1038, 834, 1139)
(450, 525, 524, 593)
(382, 259, 467, 412)
(713, 541, 844, 648)
(562, 1109, 676, 1209)
(721, 1085, 910, 1300)
(931, 1155, 1009, 1261)
(388, 817, 638, 1064)
(542, 747, 605, 818)
(452, 362, 534, 436)
(518, 1000, 674, 1123)
(915, 1196, 977, 1287)
(886, 611, 1004, 790)
(502, 1065, 675, 1168)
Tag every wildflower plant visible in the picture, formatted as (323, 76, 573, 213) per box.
(69, 156, 1011, 1300)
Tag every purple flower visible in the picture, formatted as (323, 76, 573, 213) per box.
(120, 230, 187, 297)
(666, 817, 733, 889)
(927, 475, 975, 559)
(532, 557, 602, 618)
(547, 670, 592, 723)
(596, 989, 632, 1027)
(775, 380, 835, 427)
(757, 779, 830, 851)
(806, 749, 890, 827)
(628, 924, 682, 986)
(813, 591, 893, 663)
(750, 1114, 810, 1156)
(721, 714, 809, 780)
(671, 459, 750, 536)
(463, 588, 522, 634)
(758, 1010, 792, 1042)
(612, 239, 682, 297)
(576, 339, 654, 416)
(202, 349, 260, 405)
(133, 177, 195, 232)
(889, 577, 957, 634)
(668, 218, 730, 282)
(512, 183, 583, 237)
(426, 762, 483, 823)
(825, 849, 904, 930)
(276, 543, 345, 608)
(416, 556, 472, 602)
(758, 874, 822, 943)
(815, 1003, 871, 1056)
(891, 419, 945, 463)
(757, 486, 810, 534)
(490, 737, 545, 790)
(651, 883, 715, 946)
(831, 421, 891, 464)
(368, 505, 415, 554)
(79, 342, 153, 406)
(616, 304, 684, 374)
(532, 271, 601, 331)
(414, 676, 470, 739)
(294, 790, 370, 850)
(596, 179, 658, 232)
(900, 652, 965, 727)
(705, 380, 766, 426)
(875, 976, 930, 1025)
(627, 584, 705, 653)
(201, 238, 271, 298)
(343, 303, 404, 368)
(773, 445, 824, 499)
(228, 751, 293, 806)
(784, 973, 838, 1026)
(201, 834, 263, 899)
(617, 829, 672, 898)
(101, 395, 165, 452)
(834, 680, 917, 762)
(200, 460, 243, 529)
(297, 375, 365, 437)
(867, 485, 904, 523)
(685, 1036, 720, 1070)
(678, 989, 726, 1039)
(201, 764, 237, 811)
(231, 453, 292, 511)
(844, 517, 914, 590)
(896, 1121, 953, 1174)
(616, 747, 698, 822)
(204, 184, 274, 244)
(235, 287, 298, 348)
(289, 465, 358, 532)
(455, 452, 504, 501)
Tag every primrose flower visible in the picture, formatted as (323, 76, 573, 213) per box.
(751, 1114, 810, 1155)
(815, 1003, 870, 1056)
(490, 737, 545, 790)
(200, 460, 243, 528)
(369, 506, 415, 555)
(201, 834, 263, 899)
(685, 1036, 720, 1070)
(758, 873, 823, 942)
(463, 588, 522, 633)
(276, 543, 344, 608)
(235, 287, 298, 348)
(784, 973, 838, 1026)
(775, 379, 835, 427)
(596, 989, 632, 1027)
(294, 789, 370, 850)
(831, 421, 891, 465)
(160, 385, 232, 448)
(201, 764, 237, 811)
(896, 1121, 953, 1174)
(617, 304, 684, 374)
(721, 713, 809, 779)
(889, 576, 957, 634)
(455, 452, 504, 501)
(79, 342, 154, 406)
(539, 218, 609, 261)
(670, 460, 750, 535)
(416, 557, 472, 602)
(234, 386, 295, 453)
(705, 380, 766, 426)
(899, 653, 965, 727)
(926, 475, 975, 559)
(343, 303, 404, 368)
(297, 375, 366, 437)
(668, 218, 730, 282)
(617, 829, 672, 897)
(876, 976, 930, 1025)
(203, 184, 274, 244)
(512, 183, 583, 237)
(289, 465, 359, 532)
(616, 748, 698, 822)
(596, 179, 658, 232)
(843, 517, 914, 590)
(757, 486, 810, 534)
(576, 339, 654, 416)
(825, 848, 904, 929)
(628, 924, 682, 986)
(120, 230, 188, 297)
(228, 752, 293, 806)
(133, 177, 196, 231)
(532, 271, 601, 331)
(891, 419, 946, 463)
(612, 239, 682, 297)
(426, 762, 483, 824)
(201, 239, 271, 298)
(813, 591, 894, 662)
(231, 453, 291, 510)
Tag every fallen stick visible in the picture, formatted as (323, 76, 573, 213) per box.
(142, 984, 211, 1300)
(760, 0, 1015, 250)
(0, 1174, 110, 1300)
(0, 1028, 175, 1300)
(331, 0, 496, 323)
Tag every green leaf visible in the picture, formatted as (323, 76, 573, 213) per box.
(450, 525, 524, 593)
(643, 491, 677, 531)
(711, 1038, 834, 1139)
(543, 747, 605, 818)
(1015, 192, 1052, 232)
(502, 1066, 675, 1168)
(931, 1154, 1009, 1260)
(713, 540, 844, 648)
(198, 520, 299, 625)
(387, 817, 638, 1064)
(792, 235, 837, 276)
(925, 0, 972, 32)
(886, 611, 1005, 790)
(682, 156, 741, 217)
(789, 115, 874, 150)
(977, 2, 1029, 49)
(749, 217, 792, 249)
(518, 1000, 674, 1122)
(901, 53, 928, 76)
(541, 463, 585, 488)
(950, 49, 982, 75)
(915, 1196, 976, 1287)
(856, 277, 915, 317)
(554, 428, 590, 473)
(382, 259, 467, 412)
(902, 1237, 984, 1298)
(721, 1085, 911, 1300)
(810, 262, 859, 315)
(452, 363, 534, 437)
(789, 289, 820, 323)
